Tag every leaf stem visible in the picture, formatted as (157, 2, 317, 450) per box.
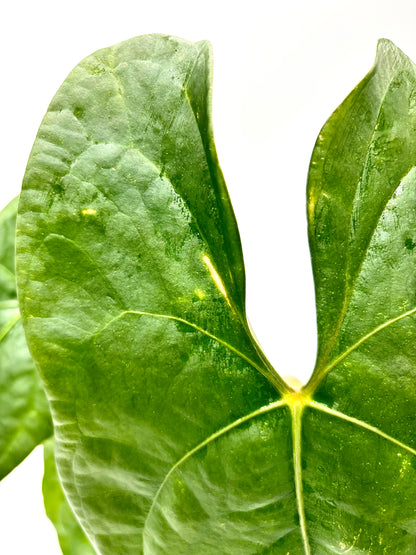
(0, 299, 19, 310)
(0, 312, 20, 343)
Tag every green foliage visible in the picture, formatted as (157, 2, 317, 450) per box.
(0, 197, 95, 552)
(0, 34, 415, 553)
(0, 197, 52, 479)
(0, 198, 95, 552)
(43, 437, 96, 554)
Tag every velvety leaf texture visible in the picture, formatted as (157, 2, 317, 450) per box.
(0, 197, 52, 479)
(16, 35, 416, 554)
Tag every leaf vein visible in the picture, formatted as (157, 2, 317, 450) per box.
(310, 306, 416, 388)
(292, 405, 311, 555)
(93, 309, 276, 384)
(309, 400, 416, 456)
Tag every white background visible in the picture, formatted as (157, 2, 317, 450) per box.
(1, 0, 416, 552)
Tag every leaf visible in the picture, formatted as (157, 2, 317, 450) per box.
(15, 34, 416, 553)
(307, 39, 416, 378)
(0, 197, 52, 479)
(43, 437, 97, 554)
(301, 38, 416, 552)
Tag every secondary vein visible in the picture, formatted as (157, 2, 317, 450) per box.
(94, 309, 289, 393)
(309, 400, 416, 456)
(306, 306, 416, 393)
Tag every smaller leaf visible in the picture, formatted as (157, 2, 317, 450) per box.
(43, 437, 97, 555)
(0, 196, 52, 479)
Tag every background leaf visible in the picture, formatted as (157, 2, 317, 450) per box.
(0, 197, 96, 554)
(0, 197, 52, 479)
(43, 437, 97, 554)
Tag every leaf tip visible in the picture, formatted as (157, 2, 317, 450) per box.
(196, 39, 213, 65)
(374, 37, 413, 70)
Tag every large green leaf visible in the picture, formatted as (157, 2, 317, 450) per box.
(0, 197, 52, 479)
(16, 34, 416, 553)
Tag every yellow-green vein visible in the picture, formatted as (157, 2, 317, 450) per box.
(305, 306, 416, 393)
(95, 309, 290, 394)
(291, 403, 311, 555)
(0, 312, 20, 343)
(309, 400, 416, 456)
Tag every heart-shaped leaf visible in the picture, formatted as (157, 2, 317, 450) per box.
(16, 35, 416, 553)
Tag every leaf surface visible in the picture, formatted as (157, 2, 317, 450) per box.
(16, 35, 416, 554)
(0, 197, 96, 554)
(0, 197, 52, 479)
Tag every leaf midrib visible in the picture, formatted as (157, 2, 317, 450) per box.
(292, 403, 311, 555)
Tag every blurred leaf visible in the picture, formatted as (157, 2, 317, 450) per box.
(43, 438, 97, 554)
(0, 197, 52, 479)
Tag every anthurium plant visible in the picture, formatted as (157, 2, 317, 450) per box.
(1, 34, 416, 554)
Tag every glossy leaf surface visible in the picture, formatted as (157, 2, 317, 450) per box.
(43, 437, 97, 554)
(16, 35, 416, 554)
(0, 197, 52, 479)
